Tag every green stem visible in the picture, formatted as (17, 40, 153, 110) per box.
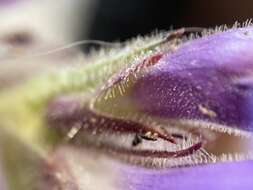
(0, 35, 164, 150)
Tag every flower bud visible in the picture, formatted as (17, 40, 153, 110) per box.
(132, 27, 253, 131)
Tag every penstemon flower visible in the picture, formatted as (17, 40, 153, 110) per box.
(1, 22, 253, 190)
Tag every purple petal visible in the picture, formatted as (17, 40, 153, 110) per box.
(118, 160, 253, 190)
(132, 27, 253, 131)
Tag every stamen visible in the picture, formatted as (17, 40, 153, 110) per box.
(78, 108, 177, 144)
(109, 141, 203, 158)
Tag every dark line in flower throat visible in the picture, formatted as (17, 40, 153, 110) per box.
(59, 108, 204, 159)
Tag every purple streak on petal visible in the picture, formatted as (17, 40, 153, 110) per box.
(118, 160, 253, 190)
(132, 27, 253, 131)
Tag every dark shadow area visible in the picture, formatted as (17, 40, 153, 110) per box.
(85, 0, 253, 42)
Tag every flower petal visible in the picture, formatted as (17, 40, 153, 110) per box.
(118, 160, 253, 190)
(132, 27, 253, 131)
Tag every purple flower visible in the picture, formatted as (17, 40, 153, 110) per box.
(2, 25, 253, 189)
(119, 26, 253, 189)
(44, 26, 253, 190)
(132, 27, 253, 131)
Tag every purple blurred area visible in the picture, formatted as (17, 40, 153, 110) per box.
(0, 158, 7, 190)
(119, 160, 253, 190)
(0, 0, 18, 5)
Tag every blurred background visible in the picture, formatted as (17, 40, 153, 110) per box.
(1, 0, 253, 49)
(87, 0, 253, 41)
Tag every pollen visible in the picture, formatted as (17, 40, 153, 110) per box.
(198, 104, 217, 118)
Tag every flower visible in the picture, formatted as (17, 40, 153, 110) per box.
(132, 27, 253, 131)
(1, 25, 253, 189)
(90, 26, 253, 189)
